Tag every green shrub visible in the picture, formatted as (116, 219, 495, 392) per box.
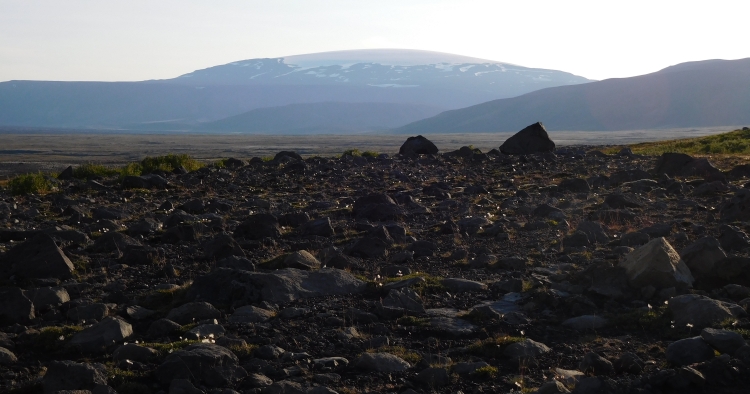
(8, 173, 53, 195)
(72, 163, 120, 179)
(140, 154, 203, 173)
(34, 325, 83, 352)
(342, 149, 379, 158)
(119, 162, 143, 177)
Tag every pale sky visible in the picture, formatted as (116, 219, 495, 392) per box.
(1, 0, 747, 82)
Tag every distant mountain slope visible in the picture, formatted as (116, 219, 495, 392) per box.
(0, 49, 591, 131)
(196, 102, 444, 134)
(394, 58, 750, 133)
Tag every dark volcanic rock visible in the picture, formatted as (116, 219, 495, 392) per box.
(352, 193, 404, 221)
(399, 135, 438, 156)
(1, 233, 75, 280)
(654, 152, 725, 181)
(499, 122, 555, 155)
(156, 343, 246, 387)
(42, 360, 108, 393)
(0, 287, 35, 323)
(234, 213, 281, 240)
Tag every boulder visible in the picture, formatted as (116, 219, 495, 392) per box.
(654, 152, 725, 182)
(669, 294, 745, 328)
(503, 339, 551, 361)
(352, 193, 404, 221)
(67, 317, 133, 353)
(679, 237, 727, 280)
(579, 352, 614, 376)
(90, 231, 141, 253)
(1, 233, 75, 280)
(282, 250, 321, 270)
(166, 302, 221, 325)
(720, 189, 750, 222)
(188, 268, 366, 305)
(618, 237, 694, 289)
(399, 135, 438, 156)
(0, 287, 35, 323)
(499, 122, 555, 155)
(42, 360, 108, 393)
(229, 305, 275, 323)
(700, 328, 746, 355)
(24, 287, 70, 311)
(203, 233, 245, 260)
(355, 352, 410, 372)
(441, 278, 487, 292)
(299, 217, 335, 237)
(155, 343, 247, 387)
(666, 337, 715, 366)
(113, 343, 158, 363)
(233, 214, 281, 240)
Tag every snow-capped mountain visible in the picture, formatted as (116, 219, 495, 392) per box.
(168, 49, 590, 100)
(0, 49, 592, 132)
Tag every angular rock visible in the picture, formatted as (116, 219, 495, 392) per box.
(679, 237, 727, 280)
(0, 287, 35, 323)
(618, 237, 694, 289)
(399, 135, 438, 156)
(188, 268, 366, 305)
(1, 233, 75, 280)
(233, 214, 281, 240)
(0, 346, 17, 365)
(42, 360, 108, 393)
(654, 152, 725, 182)
(68, 316, 133, 353)
(666, 336, 715, 366)
(669, 294, 745, 328)
(503, 338, 551, 361)
(156, 343, 246, 387)
(352, 193, 404, 221)
(355, 352, 410, 372)
(282, 250, 321, 270)
(700, 327, 746, 355)
(299, 217, 335, 237)
(203, 233, 245, 261)
(579, 352, 614, 376)
(229, 305, 275, 323)
(166, 302, 221, 325)
(500, 122, 555, 155)
(441, 278, 487, 292)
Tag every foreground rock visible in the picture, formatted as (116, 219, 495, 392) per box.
(619, 237, 694, 289)
(0, 233, 75, 280)
(156, 343, 246, 387)
(499, 122, 555, 155)
(188, 268, 366, 305)
(399, 135, 438, 156)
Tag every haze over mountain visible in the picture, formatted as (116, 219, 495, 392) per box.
(395, 57, 750, 133)
(0, 49, 590, 132)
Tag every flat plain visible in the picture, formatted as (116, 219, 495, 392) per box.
(0, 126, 736, 178)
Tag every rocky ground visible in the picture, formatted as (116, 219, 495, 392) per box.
(3, 126, 750, 394)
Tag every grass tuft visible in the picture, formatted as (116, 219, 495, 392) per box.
(604, 128, 750, 156)
(467, 335, 524, 358)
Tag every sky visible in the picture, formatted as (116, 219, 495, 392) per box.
(1, 0, 747, 82)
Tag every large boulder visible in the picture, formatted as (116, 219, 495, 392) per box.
(679, 237, 727, 281)
(0, 233, 75, 280)
(399, 135, 438, 156)
(499, 122, 555, 155)
(166, 302, 221, 325)
(0, 287, 35, 323)
(188, 268, 366, 305)
(618, 237, 694, 289)
(669, 294, 745, 328)
(155, 343, 247, 387)
(67, 316, 133, 353)
(42, 360, 108, 393)
(233, 214, 281, 240)
(653, 152, 725, 181)
(353, 193, 404, 221)
(721, 189, 750, 222)
(666, 337, 715, 366)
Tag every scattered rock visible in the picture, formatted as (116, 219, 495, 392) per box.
(619, 237, 694, 289)
(499, 122, 555, 155)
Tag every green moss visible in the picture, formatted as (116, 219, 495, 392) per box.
(607, 306, 681, 339)
(467, 335, 525, 358)
(396, 316, 430, 326)
(471, 365, 499, 379)
(34, 325, 83, 352)
(137, 285, 190, 311)
(8, 173, 53, 195)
